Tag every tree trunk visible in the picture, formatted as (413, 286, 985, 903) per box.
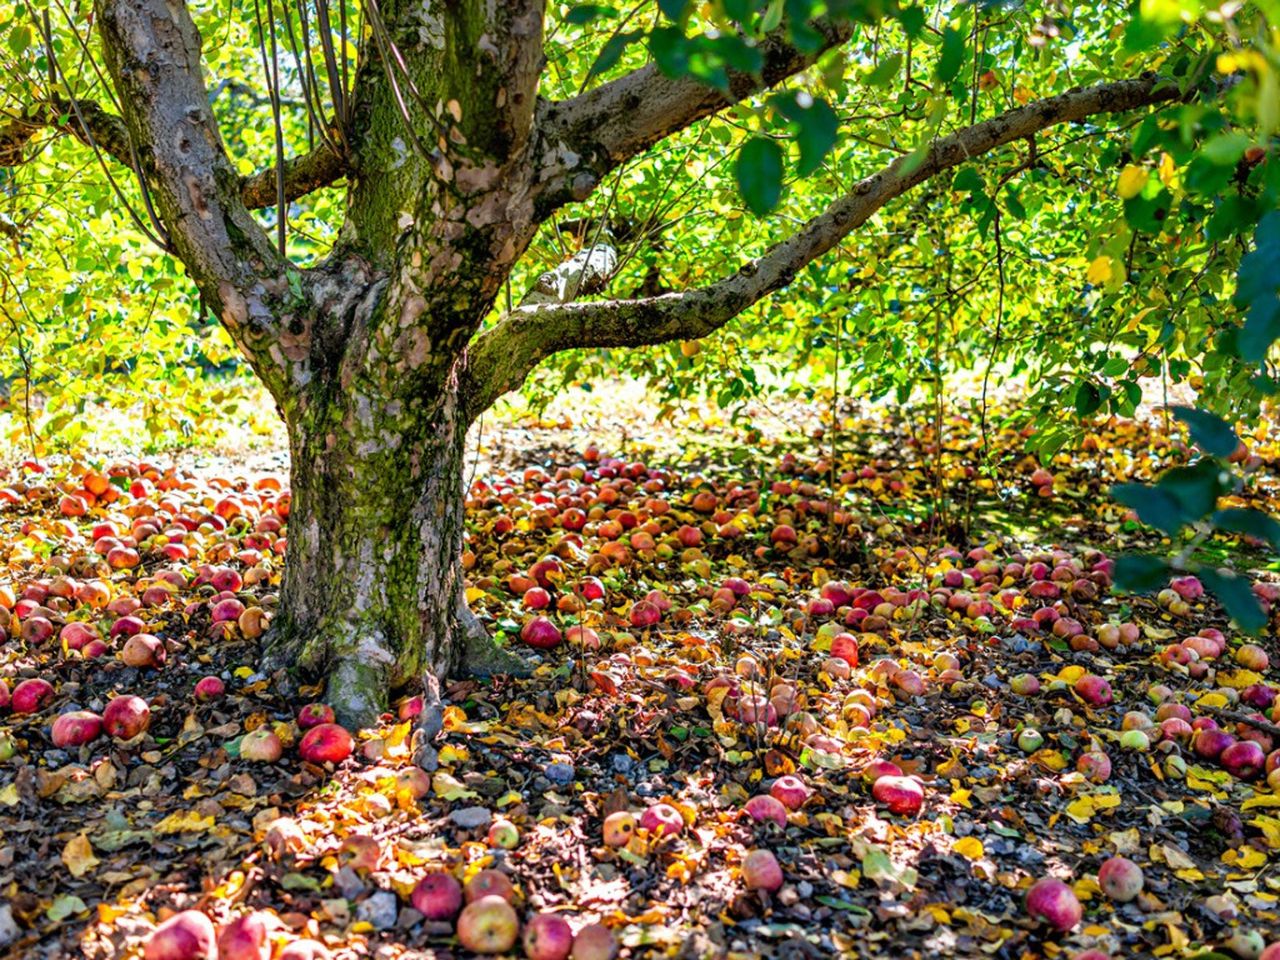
(264, 378, 518, 727)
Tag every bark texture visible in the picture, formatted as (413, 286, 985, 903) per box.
(75, 0, 1195, 726)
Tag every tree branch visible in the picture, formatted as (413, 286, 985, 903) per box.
(465, 75, 1186, 417)
(0, 98, 346, 209)
(530, 16, 854, 214)
(239, 143, 347, 208)
(93, 0, 304, 399)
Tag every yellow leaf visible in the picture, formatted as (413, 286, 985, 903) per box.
(1196, 692, 1229, 709)
(1117, 165, 1148, 199)
(1086, 256, 1114, 285)
(432, 772, 478, 801)
(61, 834, 99, 878)
(1223, 846, 1267, 869)
(154, 811, 216, 834)
(952, 837, 984, 860)
(1219, 669, 1263, 689)
(1251, 815, 1280, 848)
(1053, 665, 1087, 684)
(1242, 794, 1280, 811)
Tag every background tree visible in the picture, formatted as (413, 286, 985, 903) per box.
(1, 0, 1277, 724)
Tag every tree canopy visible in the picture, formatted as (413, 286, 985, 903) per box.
(1, 0, 1276, 447)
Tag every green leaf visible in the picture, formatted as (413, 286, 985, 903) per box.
(1074, 381, 1102, 416)
(1171, 405, 1239, 457)
(1114, 554, 1171, 593)
(1111, 483, 1186, 535)
(8, 25, 31, 56)
(736, 137, 785, 216)
(588, 30, 643, 81)
(935, 27, 966, 83)
(1198, 567, 1267, 633)
(1211, 508, 1280, 551)
(952, 169, 984, 193)
(1236, 211, 1280, 362)
(657, 0, 688, 20)
(564, 4, 616, 24)
(1157, 459, 1232, 523)
(787, 97, 839, 176)
(865, 53, 902, 88)
(1200, 132, 1251, 165)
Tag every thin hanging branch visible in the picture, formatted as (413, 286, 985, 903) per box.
(253, 0, 289, 254)
(39, 10, 172, 252)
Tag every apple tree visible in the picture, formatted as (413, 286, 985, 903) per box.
(1, 0, 1277, 723)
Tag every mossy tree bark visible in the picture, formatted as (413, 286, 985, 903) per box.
(82, 0, 1191, 727)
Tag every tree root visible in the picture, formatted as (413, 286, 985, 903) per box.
(457, 601, 535, 678)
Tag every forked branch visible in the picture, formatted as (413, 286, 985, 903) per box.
(466, 76, 1186, 417)
(0, 99, 346, 210)
(531, 16, 855, 212)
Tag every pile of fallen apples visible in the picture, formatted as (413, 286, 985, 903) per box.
(144, 868, 620, 960)
(1, 442, 1278, 959)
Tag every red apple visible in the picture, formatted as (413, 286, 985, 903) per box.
(410, 873, 463, 921)
(277, 940, 331, 960)
(51, 710, 103, 748)
(11, 677, 55, 713)
(521, 616, 562, 649)
(121, 633, 167, 669)
(523, 912, 574, 960)
(1074, 674, 1112, 706)
(639, 802, 684, 838)
(743, 794, 788, 828)
(570, 923, 617, 960)
(1076, 751, 1111, 782)
(1238, 644, 1270, 671)
(1193, 727, 1236, 761)
(217, 912, 270, 960)
(297, 703, 335, 729)
(456, 895, 519, 954)
(1221, 739, 1267, 779)
(872, 775, 923, 816)
(742, 849, 784, 892)
(1025, 877, 1082, 932)
(465, 868, 515, 903)
(769, 775, 810, 811)
(298, 723, 352, 764)
(861, 759, 903, 784)
(195, 676, 225, 701)
(629, 600, 661, 627)
(146, 910, 217, 960)
(1097, 856, 1143, 902)
(240, 728, 283, 762)
(830, 633, 859, 666)
(103, 695, 151, 739)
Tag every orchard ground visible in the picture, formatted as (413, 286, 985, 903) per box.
(0, 379, 1278, 960)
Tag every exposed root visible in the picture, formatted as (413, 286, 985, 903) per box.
(457, 601, 534, 678)
(326, 656, 393, 730)
(412, 672, 445, 772)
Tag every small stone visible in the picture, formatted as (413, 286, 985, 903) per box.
(545, 762, 575, 785)
(449, 806, 492, 830)
(0, 904, 16, 947)
(333, 866, 366, 900)
(355, 890, 398, 930)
